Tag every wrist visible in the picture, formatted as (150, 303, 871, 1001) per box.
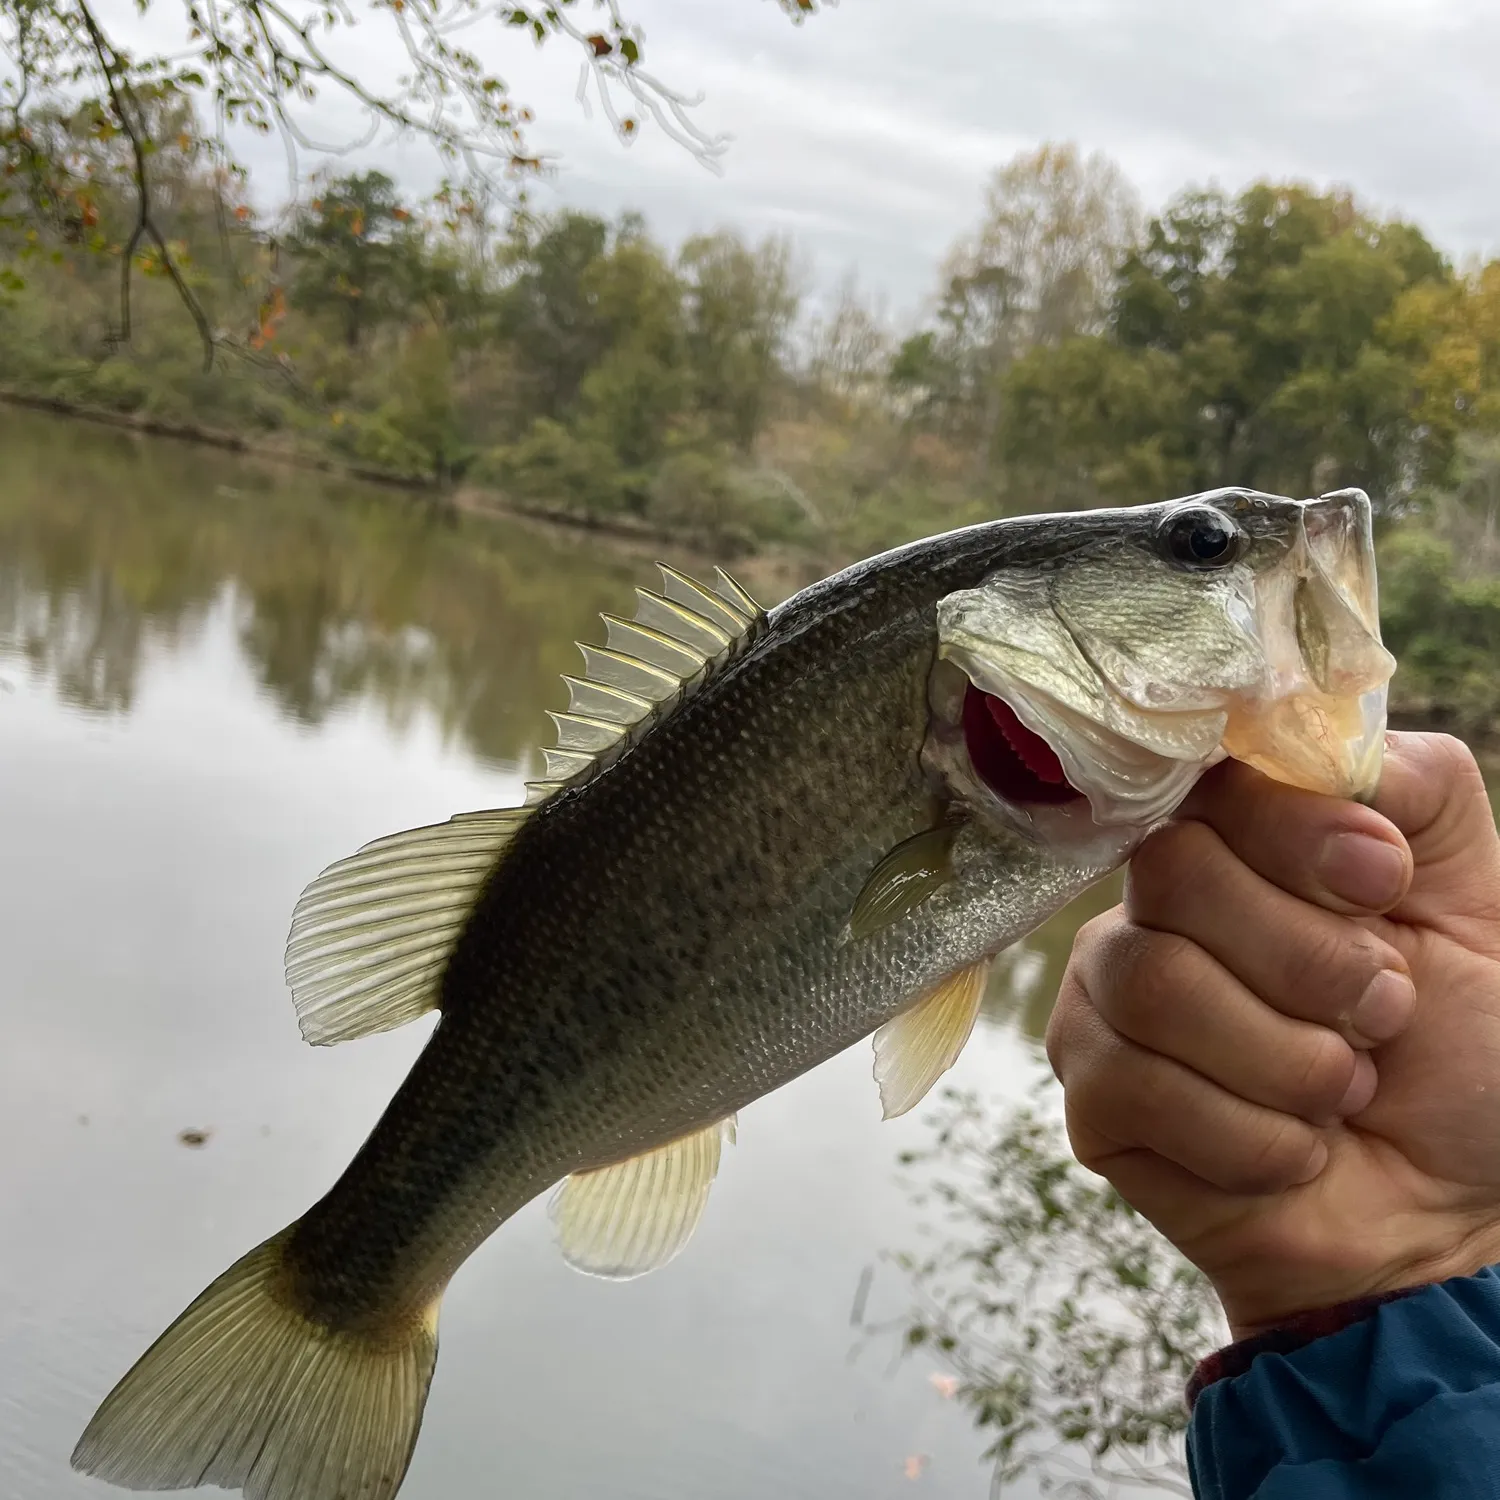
(1217, 1219, 1500, 1343)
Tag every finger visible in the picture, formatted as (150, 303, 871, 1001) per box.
(1179, 758, 1412, 915)
(1124, 819, 1415, 1047)
(1047, 974, 1330, 1195)
(1070, 912, 1377, 1119)
(1370, 733, 1500, 934)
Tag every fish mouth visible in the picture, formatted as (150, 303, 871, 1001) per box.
(960, 683, 1087, 808)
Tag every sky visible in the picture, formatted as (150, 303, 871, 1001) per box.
(122, 0, 1500, 322)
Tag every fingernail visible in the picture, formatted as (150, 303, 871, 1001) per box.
(1318, 833, 1407, 909)
(1334, 1054, 1378, 1117)
(1351, 970, 1416, 1044)
(1295, 1138, 1329, 1184)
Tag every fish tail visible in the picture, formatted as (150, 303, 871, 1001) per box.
(71, 1226, 440, 1500)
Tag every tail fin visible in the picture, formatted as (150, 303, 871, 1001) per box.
(72, 1228, 440, 1500)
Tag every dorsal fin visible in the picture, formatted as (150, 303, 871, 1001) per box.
(284, 564, 763, 1044)
(524, 564, 766, 806)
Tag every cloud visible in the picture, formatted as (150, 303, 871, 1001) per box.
(117, 0, 1500, 317)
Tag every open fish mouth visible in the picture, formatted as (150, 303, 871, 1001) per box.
(928, 488, 1397, 837)
(959, 683, 1087, 808)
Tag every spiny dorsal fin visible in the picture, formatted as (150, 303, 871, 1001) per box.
(549, 1117, 736, 1279)
(285, 809, 525, 1045)
(872, 958, 990, 1120)
(284, 563, 762, 1045)
(524, 564, 766, 807)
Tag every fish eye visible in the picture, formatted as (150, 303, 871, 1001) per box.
(1160, 507, 1242, 569)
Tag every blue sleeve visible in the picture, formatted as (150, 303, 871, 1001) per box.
(1188, 1267, 1500, 1499)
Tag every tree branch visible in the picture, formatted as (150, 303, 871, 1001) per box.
(76, 0, 217, 370)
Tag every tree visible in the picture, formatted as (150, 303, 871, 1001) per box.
(679, 228, 802, 450)
(494, 211, 614, 425)
(0, 0, 832, 367)
(879, 1091, 1224, 1499)
(914, 144, 1140, 454)
(805, 268, 892, 404)
(575, 222, 686, 468)
(1000, 181, 1460, 506)
(288, 171, 425, 349)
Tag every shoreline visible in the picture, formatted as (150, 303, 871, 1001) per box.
(0, 385, 834, 603)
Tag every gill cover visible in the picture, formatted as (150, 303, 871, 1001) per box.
(936, 488, 1394, 826)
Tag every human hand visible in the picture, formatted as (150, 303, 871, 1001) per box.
(1046, 732, 1500, 1340)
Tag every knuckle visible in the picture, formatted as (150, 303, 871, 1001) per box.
(1094, 926, 1207, 1038)
(1044, 979, 1083, 1078)
(1053, 1019, 1126, 1120)
(1288, 1027, 1357, 1117)
(1429, 731, 1484, 787)
(1222, 1108, 1316, 1194)
(1127, 819, 1226, 918)
(1267, 919, 1395, 1023)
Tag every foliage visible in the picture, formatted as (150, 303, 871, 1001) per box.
(884, 1090, 1224, 1498)
(0, 0, 832, 364)
(6, 121, 1500, 745)
(1382, 438, 1500, 736)
(476, 418, 632, 519)
(288, 171, 430, 350)
(678, 228, 803, 451)
(894, 143, 1140, 455)
(994, 184, 1473, 507)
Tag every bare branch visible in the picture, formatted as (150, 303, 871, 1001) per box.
(76, 0, 216, 368)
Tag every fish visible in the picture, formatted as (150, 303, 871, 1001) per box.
(73, 486, 1395, 1500)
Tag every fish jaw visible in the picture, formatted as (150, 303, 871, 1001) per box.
(1220, 489, 1394, 800)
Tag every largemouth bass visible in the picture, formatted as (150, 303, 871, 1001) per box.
(74, 488, 1394, 1500)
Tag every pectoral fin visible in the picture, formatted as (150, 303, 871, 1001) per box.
(550, 1118, 736, 1280)
(847, 826, 956, 941)
(873, 959, 990, 1120)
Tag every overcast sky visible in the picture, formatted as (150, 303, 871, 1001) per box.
(126, 0, 1500, 322)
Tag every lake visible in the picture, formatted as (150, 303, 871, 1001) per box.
(0, 405, 1120, 1500)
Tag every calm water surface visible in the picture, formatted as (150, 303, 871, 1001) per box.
(0, 408, 1112, 1500)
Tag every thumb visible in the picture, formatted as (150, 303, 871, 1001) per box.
(1373, 732, 1500, 939)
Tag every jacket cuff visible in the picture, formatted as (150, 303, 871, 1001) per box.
(1186, 1284, 1428, 1409)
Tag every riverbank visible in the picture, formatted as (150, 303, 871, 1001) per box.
(0, 390, 835, 607)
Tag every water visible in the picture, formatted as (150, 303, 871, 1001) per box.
(0, 406, 1108, 1500)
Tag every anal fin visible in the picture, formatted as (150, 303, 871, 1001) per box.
(550, 1118, 735, 1280)
(873, 959, 990, 1120)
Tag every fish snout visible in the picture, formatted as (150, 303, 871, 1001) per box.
(1220, 488, 1394, 801)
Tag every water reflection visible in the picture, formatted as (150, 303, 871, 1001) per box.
(0, 406, 639, 765)
(877, 1094, 1222, 1499)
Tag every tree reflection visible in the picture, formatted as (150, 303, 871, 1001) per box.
(0, 407, 639, 764)
(880, 1090, 1225, 1498)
